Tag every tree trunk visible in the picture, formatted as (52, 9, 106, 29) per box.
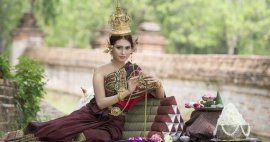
(227, 34, 238, 55)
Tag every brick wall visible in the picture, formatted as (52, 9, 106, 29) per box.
(0, 79, 18, 133)
(26, 48, 270, 87)
(25, 48, 270, 137)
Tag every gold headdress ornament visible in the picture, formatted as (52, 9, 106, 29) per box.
(109, 0, 132, 35)
(104, 0, 132, 53)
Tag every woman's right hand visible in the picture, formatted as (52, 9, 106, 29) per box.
(127, 76, 139, 94)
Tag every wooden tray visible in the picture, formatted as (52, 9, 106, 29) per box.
(210, 138, 261, 142)
(195, 107, 223, 111)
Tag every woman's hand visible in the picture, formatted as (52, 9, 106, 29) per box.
(127, 76, 139, 94)
(144, 75, 165, 99)
(144, 75, 162, 89)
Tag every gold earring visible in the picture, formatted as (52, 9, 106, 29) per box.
(130, 53, 133, 63)
(110, 50, 113, 56)
(104, 40, 113, 53)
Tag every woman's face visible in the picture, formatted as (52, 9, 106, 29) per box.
(111, 39, 133, 62)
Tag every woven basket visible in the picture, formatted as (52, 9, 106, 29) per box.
(216, 125, 250, 140)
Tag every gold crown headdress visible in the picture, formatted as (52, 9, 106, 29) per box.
(109, 0, 131, 35)
(104, 0, 133, 53)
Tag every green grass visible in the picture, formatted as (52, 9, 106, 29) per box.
(43, 90, 81, 114)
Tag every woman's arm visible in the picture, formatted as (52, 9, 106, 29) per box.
(93, 68, 130, 109)
(93, 68, 139, 109)
(154, 83, 165, 99)
(144, 76, 165, 99)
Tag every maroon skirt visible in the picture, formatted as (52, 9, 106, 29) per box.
(26, 98, 125, 142)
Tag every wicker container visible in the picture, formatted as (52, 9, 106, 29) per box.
(216, 125, 250, 140)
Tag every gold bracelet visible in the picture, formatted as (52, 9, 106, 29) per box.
(117, 92, 123, 101)
(117, 93, 121, 101)
(117, 88, 125, 101)
(154, 81, 162, 89)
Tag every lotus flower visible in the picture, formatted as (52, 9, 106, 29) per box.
(128, 136, 143, 141)
(193, 103, 200, 109)
(202, 95, 209, 101)
(185, 103, 192, 108)
(202, 94, 215, 101)
(208, 96, 215, 101)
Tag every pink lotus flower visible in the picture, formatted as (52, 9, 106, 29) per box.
(208, 96, 215, 101)
(128, 136, 143, 141)
(202, 95, 209, 101)
(202, 94, 215, 101)
(193, 103, 200, 109)
(185, 103, 192, 108)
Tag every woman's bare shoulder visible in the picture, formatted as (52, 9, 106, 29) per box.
(94, 63, 112, 76)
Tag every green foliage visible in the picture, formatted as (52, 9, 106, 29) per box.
(33, 0, 60, 25)
(149, 0, 270, 55)
(0, 55, 45, 127)
(0, 53, 13, 79)
(0, 0, 58, 52)
(42, 0, 113, 48)
(40, 0, 270, 55)
(14, 56, 46, 128)
(0, 0, 27, 52)
(1, 0, 270, 55)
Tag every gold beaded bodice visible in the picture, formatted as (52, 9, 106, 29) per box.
(103, 62, 161, 99)
(104, 67, 127, 97)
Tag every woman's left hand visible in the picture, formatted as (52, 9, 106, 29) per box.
(144, 75, 162, 89)
(143, 75, 165, 98)
(127, 76, 139, 94)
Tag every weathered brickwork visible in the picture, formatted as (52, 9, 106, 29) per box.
(0, 79, 18, 133)
(26, 48, 270, 88)
(25, 48, 270, 138)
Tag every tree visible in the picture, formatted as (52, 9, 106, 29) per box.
(2, 0, 270, 55)
(0, 0, 25, 52)
(134, 0, 270, 55)
(0, 0, 59, 53)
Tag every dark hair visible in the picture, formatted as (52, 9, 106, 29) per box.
(109, 34, 134, 48)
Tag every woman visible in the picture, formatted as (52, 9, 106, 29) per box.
(3, 1, 165, 142)
(3, 34, 165, 142)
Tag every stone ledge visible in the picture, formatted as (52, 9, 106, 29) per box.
(25, 48, 270, 89)
(0, 104, 15, 108)
(0, 95, 13, 100)
(0, 79, 16, 87)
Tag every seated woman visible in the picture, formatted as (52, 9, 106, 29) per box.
(2, 1, 165, 142)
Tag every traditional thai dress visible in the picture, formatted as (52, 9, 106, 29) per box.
(3, 62, 150, 142)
